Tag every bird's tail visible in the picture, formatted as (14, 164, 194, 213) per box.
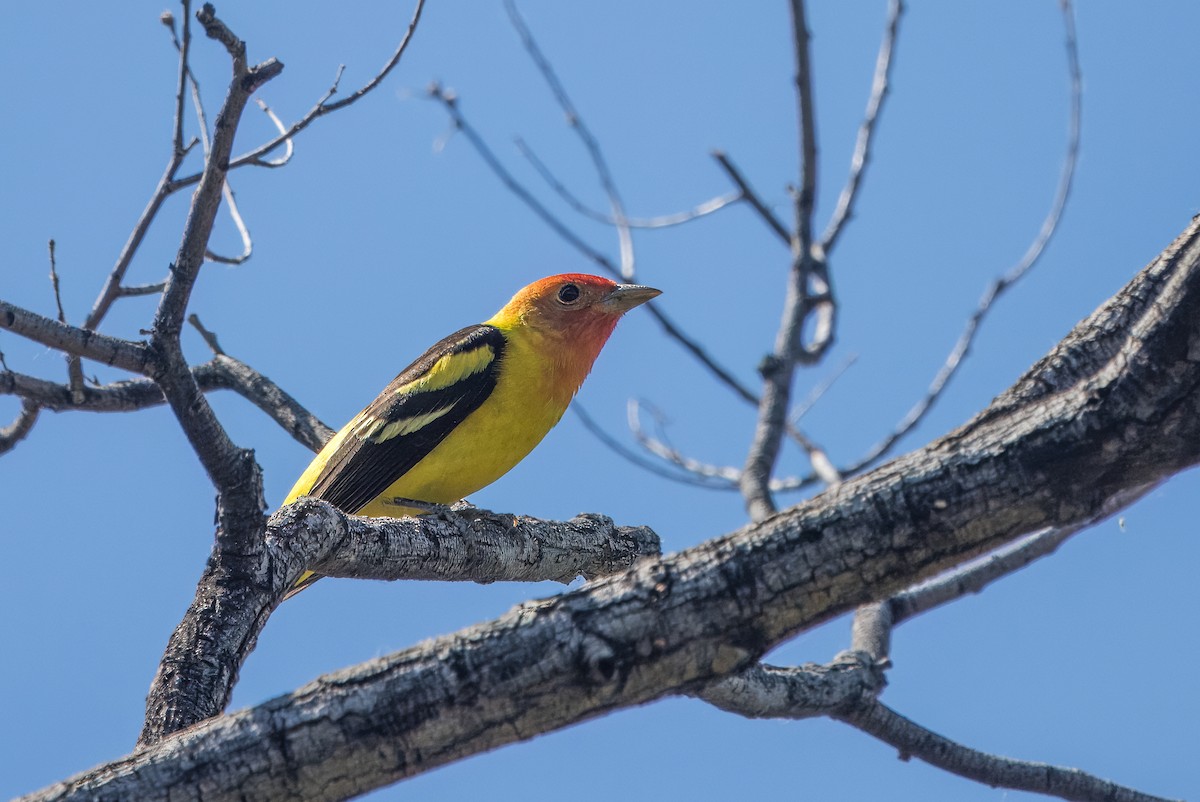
(283, 570, 322, 601)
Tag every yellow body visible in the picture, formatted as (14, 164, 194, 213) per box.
(284, 325, 574, 517)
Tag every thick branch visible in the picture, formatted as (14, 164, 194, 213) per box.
(137, 501, 661, 747)
(31, 217, 1200, 801)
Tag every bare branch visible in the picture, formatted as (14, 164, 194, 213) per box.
(28, 212, 1200, 795)
(734, 2, 836, 520)
(427, 86, 757, 408)
(702, 655, 1175, 802)
(251, 98, 293, 167)
(0, 356, 332, 452)
(205, 181, 253, 265)
(504, 0, 635, 278)
(427, 84, 620, 275)
(627, 398, 740, 486)
(571, 403, 730, 489)
(836, 701, 1176, 802)
(168, 12, 256, 267)
(844, 0, 1081, 476)
(0, 299, 151, 373)
(516, 138, 739, 229)
(889, 483, 1151, 627)
(167, 0, 425, 181)
(712, 150, 791, 245)
(187, 313, 225, 355)
(821, 0, 903, 253)
(47, 239, 86, 402)
(789, 0, 819, 249)
(118, 282, 167, 297)
(0, 398, 39, 455)
(789, 352, 857, 421)
(138, 501, 660, 747)
(170, 1, 192, 157)
(47, 240, 66, 324)
(694, 653, 886, 720)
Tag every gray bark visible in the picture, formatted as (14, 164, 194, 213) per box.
(21, 217, 1200, 801)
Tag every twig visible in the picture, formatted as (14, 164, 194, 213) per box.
(836, 701, 1176, 802)
(169, 3, 192, 157)
(740, 0, 828, 522)
(188, 313, 225, 355)
(789, 353, 857, 421)
(0, 399, 39, 455)
(82, 3, 196, 341)
(789, 0, 819, 250)
(427, 85, 758, 409)
(627, 399, 740, 486)
(429, 84, 620, 275)
(712, 150, 791, 245)
(0, 357, 333, 452)
(47, 240, 66, 324)
(252, 98, 293, 167)
(505, 0, 635, 278)
(169, 0, 425, 183)
(48, 239, 86, 403)
(167, 15, 256, 267)
(118, 282, 167, 297)
(516, 137, 739, 229)
(0, 299, 151, 374)
(843, 0, 1081, 477)
(571, 404, 731, 489)
(821, 0, 903, 254)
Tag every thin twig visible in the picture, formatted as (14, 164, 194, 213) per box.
(429, 84, 620, 275)
(789, 353, 857, 422)
(739, 0, 826, 522)
(427, 85, 759, 409)
(0, 399, 40, 455)
(836, 701, 1177, 802)
(168, 14, 255, 267)
(188, 314, 225, 355)
(47, 240, 66, 324)
(170, 0, 425, 183)
(82, 3, 195, 339)
(628, 399, 740, 486)
(253, 98, 293, 167)
(821, 0, 903, 254)
(47, 239, 85, 403)
(789, 0, 819, 250)
(571, 404, 731, 489)
(844, 0, 1082, 477)
(712, 150, 792, 245)
(516, 138, 739, 229)
(505, 0, 635, 278)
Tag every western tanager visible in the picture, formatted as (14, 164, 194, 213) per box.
(282, 273, 660, 597)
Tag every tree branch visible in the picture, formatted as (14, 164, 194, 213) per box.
(31, 215, 1200, 801)
(137, 501, 661, 747)
(0, 300, 151, 373)
(0, 398, 39, 455)
(821, 0, 903, 253)
(835, 701, 1176, 802)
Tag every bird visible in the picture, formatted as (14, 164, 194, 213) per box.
(280, 273, 661, 598)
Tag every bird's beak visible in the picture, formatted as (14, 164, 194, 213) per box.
(601, 283, 662, 313)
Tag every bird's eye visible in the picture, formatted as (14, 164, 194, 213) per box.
(558, 283, 581, 304)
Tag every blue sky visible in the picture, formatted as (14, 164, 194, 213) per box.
(2, 2, 1197, 800)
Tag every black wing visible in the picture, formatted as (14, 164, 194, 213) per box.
(306, 324, 505, 514)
